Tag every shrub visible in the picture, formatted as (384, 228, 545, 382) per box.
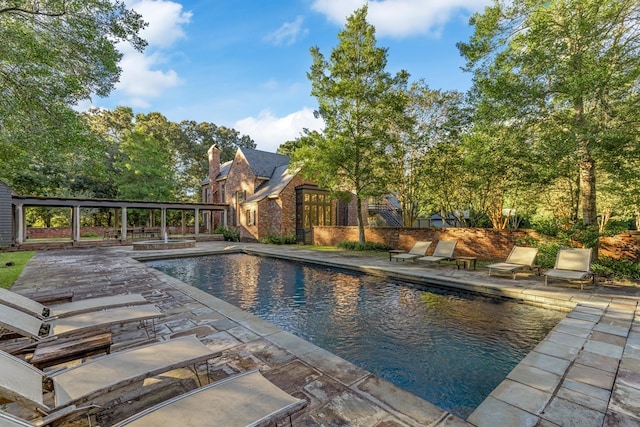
(81, 232, 99, 238)
(262, 233, 297, 245)
(214, 226, 240, 242)
(592, 257, 640, 281)
(529, 214, 560, 237)
(337, 241, 392, 251)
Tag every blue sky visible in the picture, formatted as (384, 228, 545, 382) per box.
(87, 0, 491, 152)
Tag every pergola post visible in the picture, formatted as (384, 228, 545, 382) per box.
(72, 206, 81, 242)
(15, 203, 24, 245)
(161, 208, 167, 239)
(120, 207, 128, 242)
(194, 208, 200, 238)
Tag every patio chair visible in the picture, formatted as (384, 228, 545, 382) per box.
(544, 248, 593, 289)
(391, 241, 432, 262)
(487, 246, 539, 280)
(416, 240, 457, 265)
(0, 335, 219, 426)
(0, 303, 161, 342)
(113, 369, 307, 427)
(0, 287, 148, 319)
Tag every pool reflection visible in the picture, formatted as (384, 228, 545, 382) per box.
(147, 253, 564, 419)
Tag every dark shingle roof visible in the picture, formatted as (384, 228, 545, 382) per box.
(240, 147, 290, 179)
(243, 164, 295, 203)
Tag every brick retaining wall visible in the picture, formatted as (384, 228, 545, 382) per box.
(313, 226, 640, 261)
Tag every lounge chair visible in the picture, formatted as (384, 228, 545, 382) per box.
(391, 241, 432, 262)
(416, 240, 457, 265)
(0, 303, 161, 342)
(544, 248, 593, 289)
(113, 369, 307, 427)
(0, 335, 218, 425)
(487, 246, 539, 279)
(0, 287, 148, 319)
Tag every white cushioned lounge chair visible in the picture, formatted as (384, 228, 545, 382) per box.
(0, 335, 218, 425)
(544, 248, 593, 289)
(391, 241, 432, 262)
(0, 303, 161, 342)
(113, 369, 307, 427)
(487, 246, 539, 280)
(0, 287, 147, 319)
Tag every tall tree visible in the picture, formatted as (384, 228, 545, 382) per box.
(293, 5, 410, 243)
(0, 1, 146, 193)
(458, 0, 640, 231)
(114, 129, 174, 201)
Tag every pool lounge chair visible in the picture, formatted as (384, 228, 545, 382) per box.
(0, 303, 161, 342)
(0, 287, 148, 319)
(113, 369, 307, 427)
(544, 248, 593, 289)
(391, 241, 432, 262)
(487, 246, 539, 280)
(0, 335, 219, 425)
(416, 240, 457, 265)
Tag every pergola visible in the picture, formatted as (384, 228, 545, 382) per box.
(10, 194, 228, 245)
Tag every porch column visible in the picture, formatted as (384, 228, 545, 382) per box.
(194, 209, 200, 238)
(120, 207, 127, 242)
(161, 208, 167, 238)
(72, 206, 80, 242)
(15, 203, 24, 244)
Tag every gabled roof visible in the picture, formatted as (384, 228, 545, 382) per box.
(243, 164, 295, 204)
(216, 160, 232, 181)
(201, 160, 232, 185)
(240, 147, 290, 179)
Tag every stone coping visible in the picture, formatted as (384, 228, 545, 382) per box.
(9, 242, 640, 426)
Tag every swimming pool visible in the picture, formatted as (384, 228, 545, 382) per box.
(146, 253, 565, 418)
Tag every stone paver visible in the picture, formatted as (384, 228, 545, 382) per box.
(4, 241, 640, 426)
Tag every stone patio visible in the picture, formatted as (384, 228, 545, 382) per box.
(5, 241, 640, 426)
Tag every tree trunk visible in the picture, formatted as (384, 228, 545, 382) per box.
(579, 155, 597, 226)
(356, 196, 366, 244)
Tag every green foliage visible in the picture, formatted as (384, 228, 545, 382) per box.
(214, 226, 240, 242)
(602, 220, 631, 237)
(592, 257, 640, 281)
(261, 233, 298, 245)
(529, 214, 561, 237)
(459, 0, 640, 228)
(557, 224, 600, 249)
(81, 232, 99, 238)
(295, 5, 410, 244)
(0, 1, 147, 191)
(533, 242, 563, 269)
(0, 252, 35, 289)
(337, 241, 392, 251)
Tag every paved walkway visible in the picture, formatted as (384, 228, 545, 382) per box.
(8, 242, 640, 426)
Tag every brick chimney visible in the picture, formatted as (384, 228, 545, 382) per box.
(207, 145, 221, 203)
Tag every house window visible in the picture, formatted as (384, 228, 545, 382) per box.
(246, 209, 256, 226)
(235, 190, 245, 225)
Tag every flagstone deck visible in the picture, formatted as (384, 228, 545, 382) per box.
(7, 242, 640, 426)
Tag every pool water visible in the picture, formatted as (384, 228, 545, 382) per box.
(146, 253, 565, 418)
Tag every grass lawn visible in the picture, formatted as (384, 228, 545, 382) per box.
(0, 251, 34, 289)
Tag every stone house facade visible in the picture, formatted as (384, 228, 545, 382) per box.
(203, 145, 360, 242)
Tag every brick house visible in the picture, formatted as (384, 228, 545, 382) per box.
(202, 145, 359, 242)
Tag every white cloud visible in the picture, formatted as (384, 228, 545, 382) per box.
(311, 0, 490, 38)
(264, 16, 308, 46)
(234, 108, 324, 153)
(130, 0, 192, 47)
(111, 0, 191, 106)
